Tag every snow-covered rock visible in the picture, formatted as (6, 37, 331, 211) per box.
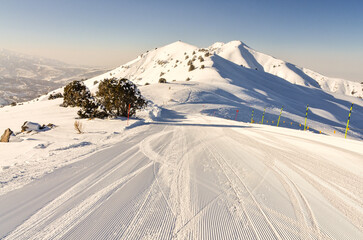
(21, 121, 42, 132)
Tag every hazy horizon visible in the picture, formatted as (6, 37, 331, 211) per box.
(1, 0, 362, 82)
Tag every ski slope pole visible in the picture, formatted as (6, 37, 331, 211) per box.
(127, 104, 131, 125)
(304, 104, 309, 131)
(261, 108, 266, 124)
(235, 110, 239, 121)
(277, 105, 284, 127)
(345, 103, 353, 139)
(251, 109, 254, 123)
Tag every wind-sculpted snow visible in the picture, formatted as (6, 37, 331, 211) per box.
(1, 113, 362, 239)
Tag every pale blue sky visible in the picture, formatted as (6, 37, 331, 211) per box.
(1, 0, 362, 81)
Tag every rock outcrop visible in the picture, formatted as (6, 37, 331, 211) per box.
(0, 128, 13, 142)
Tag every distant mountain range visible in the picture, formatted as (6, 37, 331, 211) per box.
(0, 49, 108, 105)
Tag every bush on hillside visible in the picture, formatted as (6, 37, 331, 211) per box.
(62, 80, 91, 107)
(198, 56, 204, 62)
(48, 93, 63, 100)
(77, 97, 108, 119)
(189, 64, 195, 72)
(159, 78, 167, 83)
(96, 78, 146, 117)
(62, 78, 147, 119)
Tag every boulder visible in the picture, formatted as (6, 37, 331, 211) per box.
(1, 128, 13, 142)
(21, 121, 41, 132)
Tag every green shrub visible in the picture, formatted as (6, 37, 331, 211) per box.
(96, 78, 146, 117)
(48, 92, 63, 100)
(77, 98, 107, 119)
(62, 80, 91, 107)
(159, 78, 167, 83)
(189, 64, 195, 71)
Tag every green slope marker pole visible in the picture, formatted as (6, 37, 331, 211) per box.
(261, 108, 266, 124)
(345, 103, 354, 139)
(251, 109, 254, 123)
(277, 105, 284, 127)
(304, 104, 309, 131)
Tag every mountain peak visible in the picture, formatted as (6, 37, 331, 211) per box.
(84, 40, 362, 99)
(157, 41, 197, 54)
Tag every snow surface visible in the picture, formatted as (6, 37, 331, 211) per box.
(0, 40, 362, 239)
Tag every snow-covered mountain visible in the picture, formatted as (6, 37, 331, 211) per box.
(0, 49, 108, 105)
(78, 40, 362, 138)
(84, 40, 362, 99)
(1, 41, 363, 239)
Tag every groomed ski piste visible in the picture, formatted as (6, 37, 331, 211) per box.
(0, 41, 362, 239)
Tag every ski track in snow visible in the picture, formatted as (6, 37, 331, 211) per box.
(0, 112, 362, 239)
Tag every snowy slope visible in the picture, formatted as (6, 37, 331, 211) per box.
(1, 113, 362, 239)
(0, 41, 363, 239)
(81, 40, 363, 99)
(212, 41, 363, 97)
(78, 40, 363, 139)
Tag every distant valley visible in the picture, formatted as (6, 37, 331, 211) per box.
(0, 49, 108, 106)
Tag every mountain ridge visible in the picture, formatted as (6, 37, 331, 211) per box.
(83, 40, 362, 99)
(74, 40, 362, 139)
